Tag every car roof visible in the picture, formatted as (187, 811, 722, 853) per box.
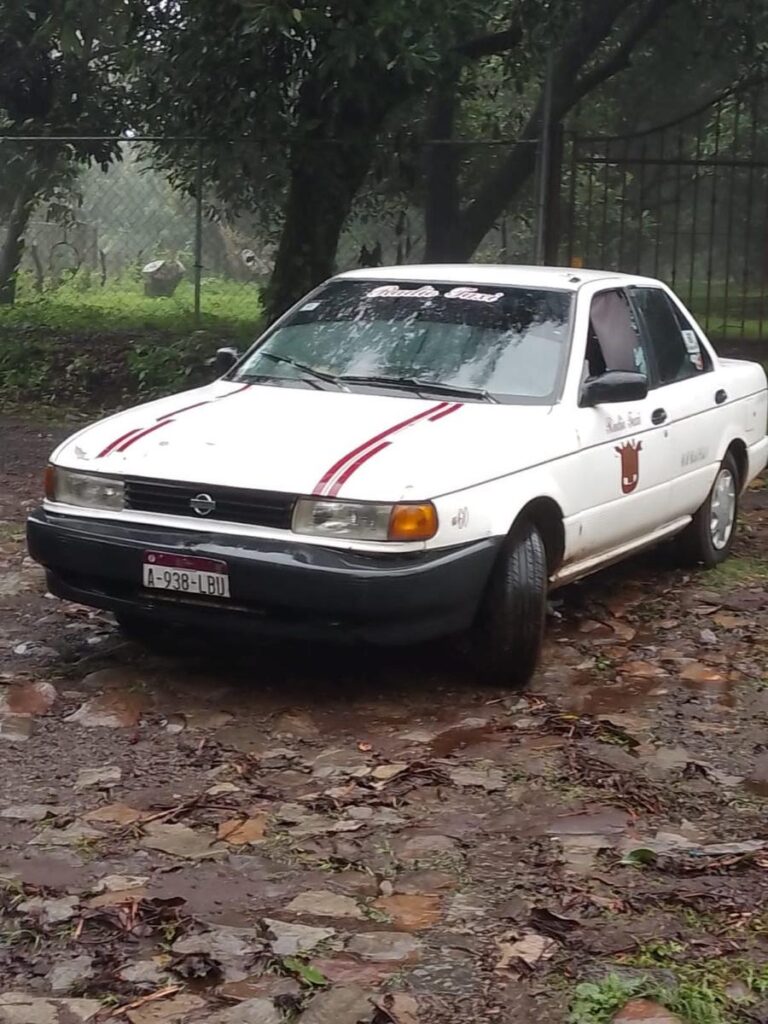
(336, 264, 662, 292)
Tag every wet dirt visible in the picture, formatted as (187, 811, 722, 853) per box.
(1, 414, 768, 1023)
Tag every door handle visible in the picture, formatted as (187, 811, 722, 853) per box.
(715, 389, 727, 405)
(651, 407, 667, 425)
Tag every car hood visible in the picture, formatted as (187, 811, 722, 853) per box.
(53, 381, 560, 500)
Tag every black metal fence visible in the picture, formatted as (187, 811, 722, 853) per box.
(563, 78, 768, 343)
(3, 81, 768, 346)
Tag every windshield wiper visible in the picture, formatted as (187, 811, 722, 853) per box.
(339, 375, 499, 404)
(257, 351, 349, 391)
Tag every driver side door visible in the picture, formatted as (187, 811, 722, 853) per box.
(563, 288, 675, 560)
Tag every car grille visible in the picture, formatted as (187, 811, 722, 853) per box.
(124, 478, 295, 530)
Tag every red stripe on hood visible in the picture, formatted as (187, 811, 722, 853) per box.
(116, 419, 174, 452)
(327, 442, 393, 497)
(313, 402, 449, 496)
(96, 427, 143, 459)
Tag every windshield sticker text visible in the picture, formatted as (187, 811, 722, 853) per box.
(445, 287, 504, 303)
(367, 285, 439, 299)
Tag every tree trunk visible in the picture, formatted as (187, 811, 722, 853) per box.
(422, 0, 677, 262)
(422, 78, 464, 263)
(0, 179, 37, 305)
(264, 138, 378, 321)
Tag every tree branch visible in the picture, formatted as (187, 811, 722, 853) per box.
(458, 26, 523, 60)
(573, 0, 681, 101)
(450, 0, 681, 258)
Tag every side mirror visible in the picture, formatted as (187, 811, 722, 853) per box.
(581, 370, 648, 406)
(210, 347, 240, 376)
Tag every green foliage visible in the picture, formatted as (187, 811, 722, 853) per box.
(0, 275, 261, 408)
(569, 976, 645, 1023)
(281, 956, 327, 987)
(3, 274, 261, 334)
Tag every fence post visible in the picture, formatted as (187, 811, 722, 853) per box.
(534, 52, 555, 265)
(193, 141, 203, 326)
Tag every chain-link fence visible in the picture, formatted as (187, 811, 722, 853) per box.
(0, 136, 542, 340)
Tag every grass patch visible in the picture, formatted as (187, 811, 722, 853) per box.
(704, 556, 768, 587)
(0, 275, 263, 410)
(4, 275, 262, 337)
(570, 941, 768, 1024)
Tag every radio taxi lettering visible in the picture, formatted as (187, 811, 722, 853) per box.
(366, 285, 503, 303)
(367, 285, 439, 299)
(616, 440, 642, 494)
(606, 411, 642, 434)
(444, 287, 504, 303)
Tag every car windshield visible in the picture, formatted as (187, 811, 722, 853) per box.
(235, 280, 573, 403)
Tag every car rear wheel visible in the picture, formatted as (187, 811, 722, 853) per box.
(678, 452, 739, 567)
(472, 519, 548, 687)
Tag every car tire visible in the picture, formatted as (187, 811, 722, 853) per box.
(472, 519, 548, 687)
(678, 452, 740, 568)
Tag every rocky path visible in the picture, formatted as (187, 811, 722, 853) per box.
(0, 416, 767, 1024)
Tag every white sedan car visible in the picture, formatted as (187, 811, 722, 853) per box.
(28, 266, 768, 685)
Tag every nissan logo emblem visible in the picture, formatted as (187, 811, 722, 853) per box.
(190, 493, 216, 517)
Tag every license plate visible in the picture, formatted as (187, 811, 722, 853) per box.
(142, 551, 230, 599)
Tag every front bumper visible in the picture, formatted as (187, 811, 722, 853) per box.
(27, 509, 501, 645)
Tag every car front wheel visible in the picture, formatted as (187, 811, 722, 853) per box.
(678, 452, 739, 567)
(472, 519, 548, 687)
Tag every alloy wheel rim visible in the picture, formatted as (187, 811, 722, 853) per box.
(710, 468, 736, 550)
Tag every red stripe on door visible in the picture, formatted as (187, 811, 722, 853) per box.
(116, 419, 174, 452)
(313, 402, 449, 496)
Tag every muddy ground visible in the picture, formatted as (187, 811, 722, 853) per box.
(0, 416, 767, 1024)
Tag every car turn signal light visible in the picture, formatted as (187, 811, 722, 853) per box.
(388, 503, 438, 541)
(44, 465, 56, 501)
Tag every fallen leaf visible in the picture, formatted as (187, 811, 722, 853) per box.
(285, 890, 364, 919)
(0, 680, 57, 716)
(372, 993, 419, 1024)
(217, 815, 268, 845)
(448, 766, 505, 791)
(495, 931, 557, 971)
(206, 782, 241, 796)
(371, 763, 409, 781)
(83, 802, 146, 825)
(371, 894, 441, 930)
(680, 663, 726, 684)
(622, 661, 666, 679)
(609, 620, 637, 642)
(89, 888, 148, 908)
(75, 765, 122, 791)
(712, 612, 752, 629)
(613, 998, 685, 1023)
(94, 874, 149, 893)
(141, 822, 219, 860)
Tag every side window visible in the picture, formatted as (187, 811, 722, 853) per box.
(631, 287, 710, 384)
(585, 289, 647, 380)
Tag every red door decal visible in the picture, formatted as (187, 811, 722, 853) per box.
(616, 440, 642, 494)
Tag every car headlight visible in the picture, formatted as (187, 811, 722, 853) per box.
(45, 466, 124, 512)
(292, 498, 438, 542)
